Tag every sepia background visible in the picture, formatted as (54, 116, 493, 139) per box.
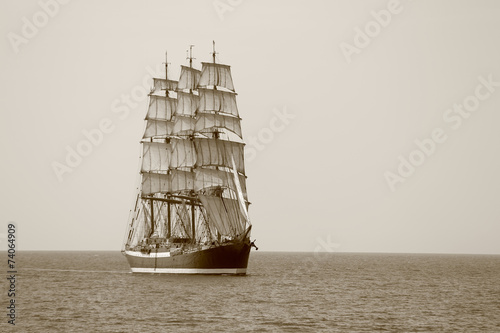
(1, 0, 499, 253)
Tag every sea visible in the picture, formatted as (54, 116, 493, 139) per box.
(2, 252, 499, 332)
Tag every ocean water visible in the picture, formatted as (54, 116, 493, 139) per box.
(3, 252, 500, 332)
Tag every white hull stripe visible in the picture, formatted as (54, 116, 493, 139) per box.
(125, 250, 171, 258)
(130, 267, 247, 274)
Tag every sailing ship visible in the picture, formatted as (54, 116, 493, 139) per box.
(122, 43, 256, 274)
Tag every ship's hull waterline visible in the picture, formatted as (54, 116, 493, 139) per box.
(124, 242, 251, 275)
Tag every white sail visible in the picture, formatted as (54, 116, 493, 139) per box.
(171, 138, 196, 168)
(141, 170, 194, 195)
(176, 92, 199, 117)
(153, 78, 178, 92)
(195, 112, 242, 138)
(172, 115, 196, 136)
(198, 88, 238, 117)
(141, 173, 170, 195)
(143, 119, 174, 138)
(194, 138, 245, 174)
(199, 195, 245, 236)
(146, 95, 176, 121)
(178, 66, 201, 91)
(194, 168, 247, 200)
(199, 63, 235, 91)
(169, 169, 195, 193)
(231, 155, 250, 224)
(142, 139, 196, 171)
(141, 142, 172, 172)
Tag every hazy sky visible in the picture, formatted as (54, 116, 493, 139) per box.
(1, 0, 499, 253)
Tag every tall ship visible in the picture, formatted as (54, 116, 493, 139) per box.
(122, 43, 256, 274)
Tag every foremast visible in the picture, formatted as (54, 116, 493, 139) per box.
(124, 44, 250, 251)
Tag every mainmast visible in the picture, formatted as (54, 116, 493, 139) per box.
(190, 45, 196, 242)
(164, 51, 171, 237)
(182, 44, 198, 243)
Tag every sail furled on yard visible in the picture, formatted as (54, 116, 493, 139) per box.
(199, 63, 235, 91)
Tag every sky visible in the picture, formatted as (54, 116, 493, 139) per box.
(1, 0, 499, 253)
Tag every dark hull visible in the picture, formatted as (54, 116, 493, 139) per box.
(124, 242, 251, 274)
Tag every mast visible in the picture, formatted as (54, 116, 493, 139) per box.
(149, 198, 154, 236)
(164, 51, 169, 97)
(188, 45, 195, 69)
(167, 201, 171, 238)
(212, 40, 219, 139)
(191, 203, 195, 242)
(212, 40, 217, 64)
(182, 44, 197, 241)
